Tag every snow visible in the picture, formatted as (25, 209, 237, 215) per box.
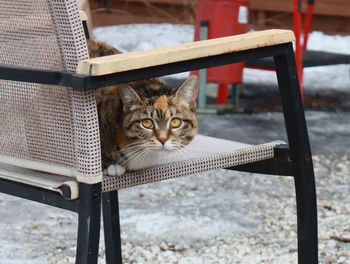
(306, 31, 350, 54)
(119, 179, 259, 245)
(93, 24, 194, 53)
(93, 24, 195, 79)
(93, 24, 350, 91)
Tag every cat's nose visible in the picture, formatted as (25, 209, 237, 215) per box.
(157, 138, 168, 145)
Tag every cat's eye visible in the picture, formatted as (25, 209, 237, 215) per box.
(170, 118, 182, 129)
(141, 119, 154, 129)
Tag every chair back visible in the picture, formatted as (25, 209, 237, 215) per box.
(0, 0, 102, 184)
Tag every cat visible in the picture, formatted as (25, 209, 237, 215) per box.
(88, 40, 199, 176)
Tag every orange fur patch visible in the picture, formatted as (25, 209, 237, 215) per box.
(150, 83, 162, 90)
(153, 95, 168, 112)
(116, 124, 128, 149)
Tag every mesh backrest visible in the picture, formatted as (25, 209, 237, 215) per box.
(0, 0, 102, 183)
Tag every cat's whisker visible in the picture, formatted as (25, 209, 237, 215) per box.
(108, 141, 146, 156)
(118, 141, 156, 154)
(121, 145, 145, 153)
(121, 141, 148, 151)
(126, 147, 151, 167)
(122, 149, 144, 163)
(123, 146, 149, 164)
(173, 143, 200, 160)
(112, 146, 139, 155)
(169, 142, 185, 151)
(175, 147, 192, 160)
(122, 141, 158, 159)
(118, 147, 143, 164)
(180, 144, 201, 154)
(135, 148, 152, 167)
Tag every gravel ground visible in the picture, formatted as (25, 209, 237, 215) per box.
(1, 153, 350, 263)
(1, 106, 350, 263)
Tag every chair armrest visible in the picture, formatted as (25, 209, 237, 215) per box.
(79, 11, 88, 21)
(76, 29, 295, 76)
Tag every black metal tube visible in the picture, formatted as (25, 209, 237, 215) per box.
(229, 145, 295, 176)
(82, 20, 90, 40)
(274, 43, 318, 264)
(82, 44, 288, 90)
(76, 183, 102, 264)
(0, 178, 79, 212)
(0, 65, 73, 87)
(0, 44, 288, 91)
(102, 191, 123, 264)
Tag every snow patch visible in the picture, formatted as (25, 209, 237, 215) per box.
(93, 24, 350, 91)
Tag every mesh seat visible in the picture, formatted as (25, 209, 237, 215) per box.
(102, 135, 283, 192)
(0, 1, 318, 263)
(0, 135, 282, 194)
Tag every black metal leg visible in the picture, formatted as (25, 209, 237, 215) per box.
(274, 43, 318, 264)
(102, 190, 123, 264)
(76, 183, 102, 264)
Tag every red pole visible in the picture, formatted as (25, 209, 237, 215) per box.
(303, 4, 314, 50)
(216, 83, 229, 104)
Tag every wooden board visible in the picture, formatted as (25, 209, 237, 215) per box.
(77, 29, 295, 76)
(90, 0, 350, 18)
(250, 0, 350, 18)
(90, 0, 195, 26)
(250, 12, 350, 36)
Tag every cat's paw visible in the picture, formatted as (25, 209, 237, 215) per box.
(104, 163, 126, 177)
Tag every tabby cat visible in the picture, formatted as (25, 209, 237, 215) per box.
(88, 40, 199, 176)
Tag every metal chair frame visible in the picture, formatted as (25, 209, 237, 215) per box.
(0, 33, 318, 263)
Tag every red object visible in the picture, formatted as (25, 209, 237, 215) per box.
(246, 0, 314, 102)
(303, 4, 314, 50)
(194, 0, 249, 84)
(216, 83, 229, 104)
(193, 0, 249, 104)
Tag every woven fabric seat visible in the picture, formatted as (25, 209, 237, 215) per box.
(0, 1, 318, 263)
(103, 135, 283, 192)
(0, 135, 282, 194)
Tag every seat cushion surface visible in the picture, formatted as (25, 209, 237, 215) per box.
(103, 135, 284, 192)
(0, 135, 284, 194)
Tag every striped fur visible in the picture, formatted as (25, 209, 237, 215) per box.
(89, 40, 198, 175)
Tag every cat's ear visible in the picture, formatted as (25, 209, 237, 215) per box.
(175, 75, 198, 109)
(120, 85, 141, 111)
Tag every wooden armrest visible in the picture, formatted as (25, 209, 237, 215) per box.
(79, 11, 88, 21)
(76, 29, 295, 76)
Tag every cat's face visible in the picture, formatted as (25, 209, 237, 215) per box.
(118, 76, 198, 168)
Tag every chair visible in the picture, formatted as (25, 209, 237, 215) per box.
(0, 0, 317, 263)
